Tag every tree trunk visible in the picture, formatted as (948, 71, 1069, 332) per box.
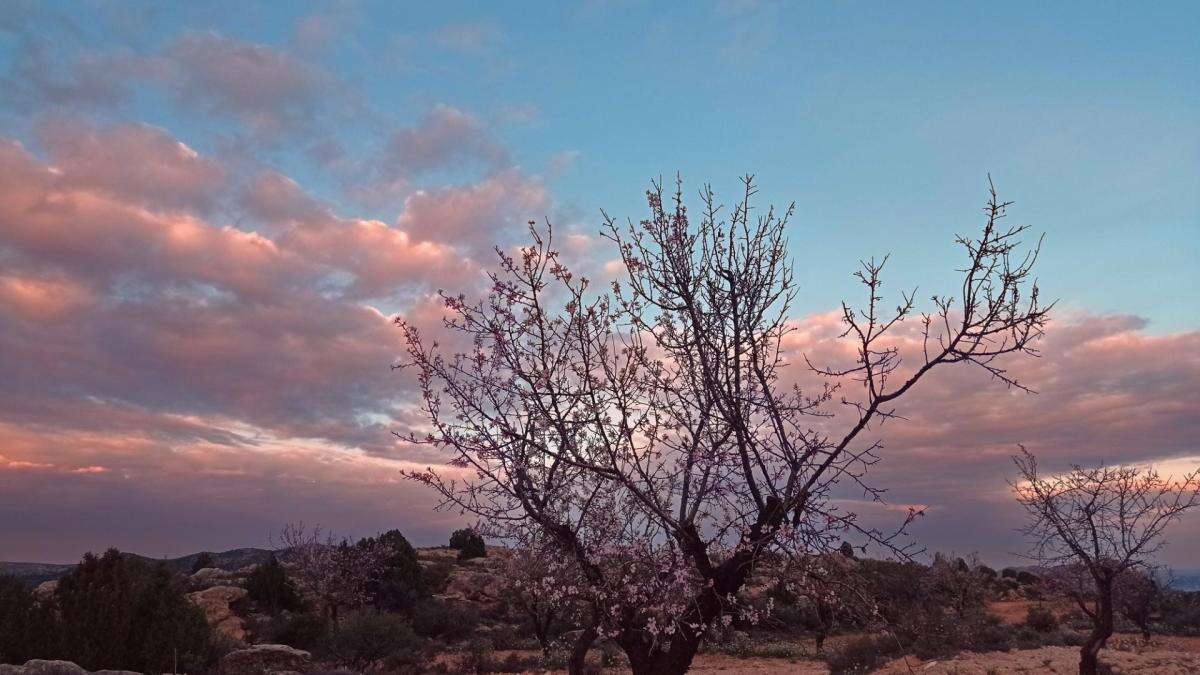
(1080, 581, 1114, 675)
(621, 632, 704, 675)
(567, 622, 599, 675)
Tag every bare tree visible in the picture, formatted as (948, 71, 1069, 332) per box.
(1012, 448, 1200, 674)
(398, 176, 1048, 674)
(275, 523, 392, 626)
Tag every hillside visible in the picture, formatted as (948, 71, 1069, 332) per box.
(0, 547, 273, 586)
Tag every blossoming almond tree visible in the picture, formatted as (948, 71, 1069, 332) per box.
(1012, 448, 1200, 675)
(398, 176, 1049, 674)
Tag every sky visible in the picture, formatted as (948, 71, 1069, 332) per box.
(0, 1, 1197, 567)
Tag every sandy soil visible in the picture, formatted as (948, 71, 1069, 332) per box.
(587, 633, 1200, 674)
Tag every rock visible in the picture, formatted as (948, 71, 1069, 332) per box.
(218, 645, 311, 675)
(188, 585, 249, 642)
(0, 664, 139, 675)
(191, 566, 237, 587)
(440, 568, 501, 604)
(33, 580, 58, 601)
(13, 661, 88, 675)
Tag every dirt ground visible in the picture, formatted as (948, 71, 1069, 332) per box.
(581, 633, 1200, 674)
(683, 636, 1200, 673)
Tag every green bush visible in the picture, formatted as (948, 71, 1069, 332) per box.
(825, 635, 898, 675)
(244, 554, 304, 615)
(1158, 590, 1200, 636)
(55, 549, 216, 673)
(423, 561, 454, 594)
(411, 598, 480, 642)
(450, 528, 487, 561)
(270, 612, 328, 650)
(1025, 604, 1059, 633)
(0, 575, 56, 663)
(318, 613, 425, 670)
(359, 529, 425, 612)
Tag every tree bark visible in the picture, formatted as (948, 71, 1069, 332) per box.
(1079, 579, 1114, 675)
(567, 621, 599, 675)
(620, 632, 704, 675)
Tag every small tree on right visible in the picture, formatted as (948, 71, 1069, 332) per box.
(1012, 447, 1200, 675)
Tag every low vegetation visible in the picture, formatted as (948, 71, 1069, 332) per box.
(3, 527, 1198, 674)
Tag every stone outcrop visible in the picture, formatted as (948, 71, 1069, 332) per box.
(439, 567, 502, 605)
(33, 580, 58, 600)
(190, 566, 238, 588)
(188, 585, 249, 642)
(217, 645, 310, 675)
(0, 661, 88, 675)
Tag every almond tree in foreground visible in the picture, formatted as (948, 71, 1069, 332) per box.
(399, 177, 1049, 674)
(1012, 448, 1200, 675)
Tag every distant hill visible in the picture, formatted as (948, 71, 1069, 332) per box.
(0, 561, 76, 587)
(1171, 569, 1200, 591)
(0, 547, 274, 587)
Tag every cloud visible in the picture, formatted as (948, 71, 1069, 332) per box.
(163, 31, 332, 137)
(394, 169, 549, 258)
(383, 105, 511, 177)
(36, 118, 227, 213)
(0, 120, 562, 562)
(0, 39, 154, 111)
(774, 310, 1200, 564)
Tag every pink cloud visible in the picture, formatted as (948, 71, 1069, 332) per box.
(395, 169, 549, 256)
(36, 118, 227, 213)
(772, 311, 1200, 564)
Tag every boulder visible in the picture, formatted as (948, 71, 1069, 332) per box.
(218, 645, 310, 675)
(440, 568, 501, 604)
(188, 585, 249, 642)
(0, 664, 139, 675)
(4, 662, 87, 675)
(191, 566, 237, 588)
(33, 580, 58, 600)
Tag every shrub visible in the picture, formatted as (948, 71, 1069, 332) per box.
(0, 575, 56, 663)
(270, 612, 328, 650)
(1001, 568, 1018, 579)
(423, 561, 455, 594)
(825, 635, 898, 675)
(449, 528, 487, 561)
(245, 554, 304, 615)
(318, 613, 425, 670)
(55, 549, 216, 673)
(190, 552, 214, 574)
(455, 638, 495, 673)
(411, 598, 480, 642)
(359, 529, 425, 612)
(1012, 625, 1046, 650)
(967, 615, 1014, 652)
(1025, 604, 1059, 633)
(1158, 590, 1200, 635)
(1016, 570, 1040, 585)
